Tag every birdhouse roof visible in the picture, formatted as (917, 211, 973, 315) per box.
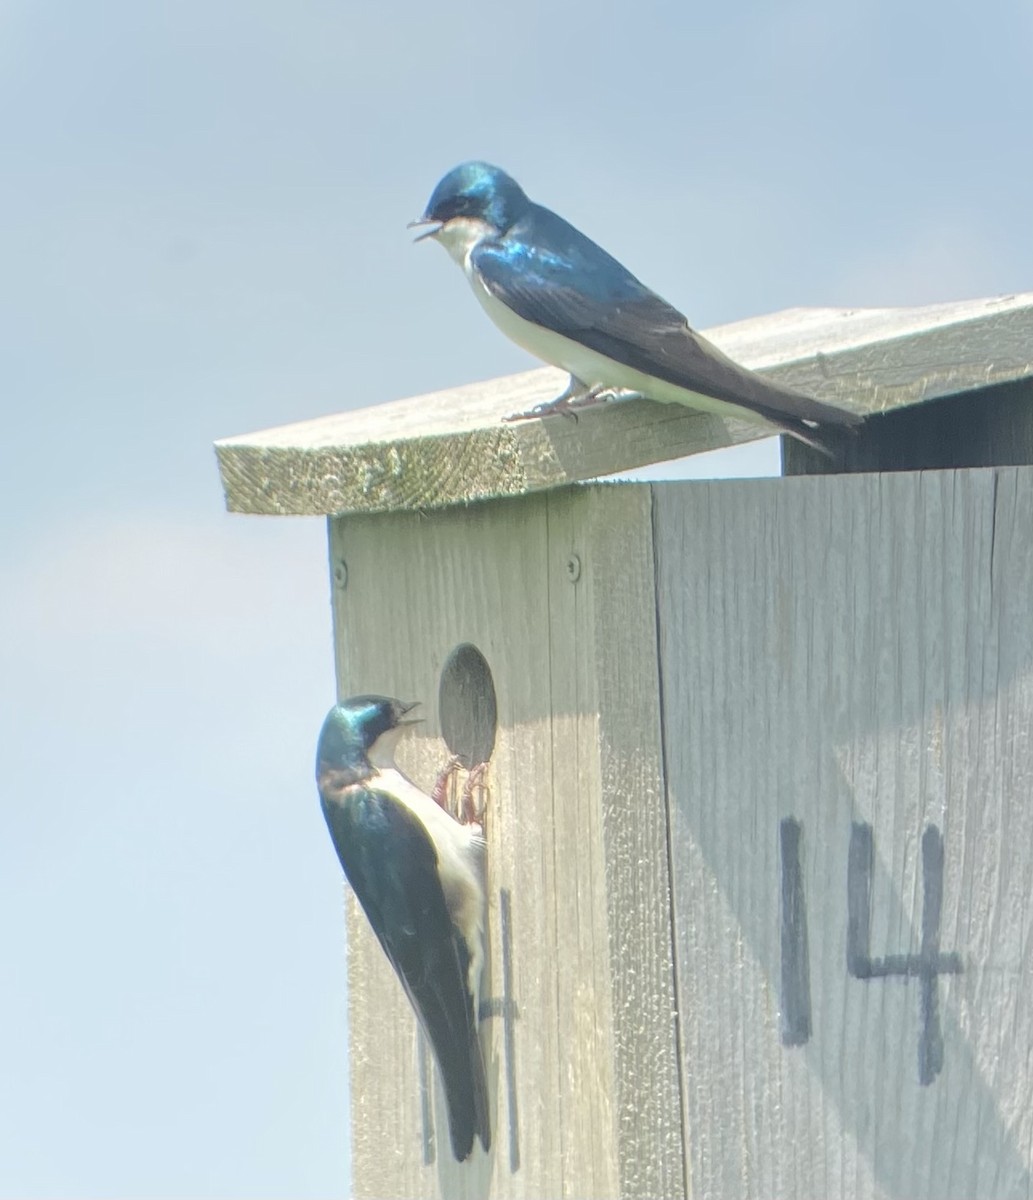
(215, 292, 1033, 516)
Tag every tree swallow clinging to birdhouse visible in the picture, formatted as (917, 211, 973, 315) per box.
(316, 696, 491, 1161)
(410, 161, 862, 452)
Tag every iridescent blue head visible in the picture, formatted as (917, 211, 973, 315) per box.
(316, 695, 421, 791)
(410, 161, 530, 241)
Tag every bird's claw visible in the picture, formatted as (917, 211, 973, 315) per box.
(433, 755, 490, 825)
(461, 762, 490, 825)
(504, 375, 604, 424)
(579, 386, 643, 406)
(503, 384, 639, 425)
(432, 754, 463, 809)
(503, 400, 579, 425)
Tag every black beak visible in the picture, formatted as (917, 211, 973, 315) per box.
(407, 216, 442, 242)
(398, 700, 423, 725)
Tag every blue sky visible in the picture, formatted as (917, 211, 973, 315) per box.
(2, 1, 1031, 1195)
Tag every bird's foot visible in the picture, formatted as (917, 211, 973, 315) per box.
(460, 762, 490, 825)
(503, 383, 641, 424)
(566, 385, 643, 409)
(432, 754, 463, 811)
(503, 397, 582, 424)
(503, 375, 594, 424)
(586, 386, 643, 405)
(433, 756, 490, 824)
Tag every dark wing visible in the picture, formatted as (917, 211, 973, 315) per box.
(321, 785, 490, 1160)
(473, 204, 862, 436)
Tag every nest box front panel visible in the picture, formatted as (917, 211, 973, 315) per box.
(326, 486, 681, 1200)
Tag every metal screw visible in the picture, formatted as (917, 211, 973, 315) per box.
(333, 559, 348, 589)
(565, 554, 581, 583)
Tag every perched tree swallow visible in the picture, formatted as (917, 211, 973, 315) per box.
(316, 696, 491, 1161)
(410, 161, 862, 452)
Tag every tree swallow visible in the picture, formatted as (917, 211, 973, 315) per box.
(316, 695, 491, 1161)
(410, 161, 862, 452)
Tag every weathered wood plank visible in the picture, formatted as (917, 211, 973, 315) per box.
(217, 294, 1033, 516)
(585, 489, 686, 1200)
(328, 486, 682, 1198)
(653, 468, 1033, 1200)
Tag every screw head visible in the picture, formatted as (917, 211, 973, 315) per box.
(565, 554, 581, 583)
(333, 559, 348, 589)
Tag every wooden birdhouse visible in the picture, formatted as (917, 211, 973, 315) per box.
(216, 293, 1033, 1200)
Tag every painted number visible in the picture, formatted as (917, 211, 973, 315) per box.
(779, 818, 963, 1085)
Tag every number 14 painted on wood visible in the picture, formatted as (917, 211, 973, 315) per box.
(779, 819, 963, 1085)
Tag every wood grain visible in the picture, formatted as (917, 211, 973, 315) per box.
(328, 486, 682, 1199)
(217, 294, 1033, 516)
(316, 465, 1033, 1196)
(653, 468, 1033, 1200)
